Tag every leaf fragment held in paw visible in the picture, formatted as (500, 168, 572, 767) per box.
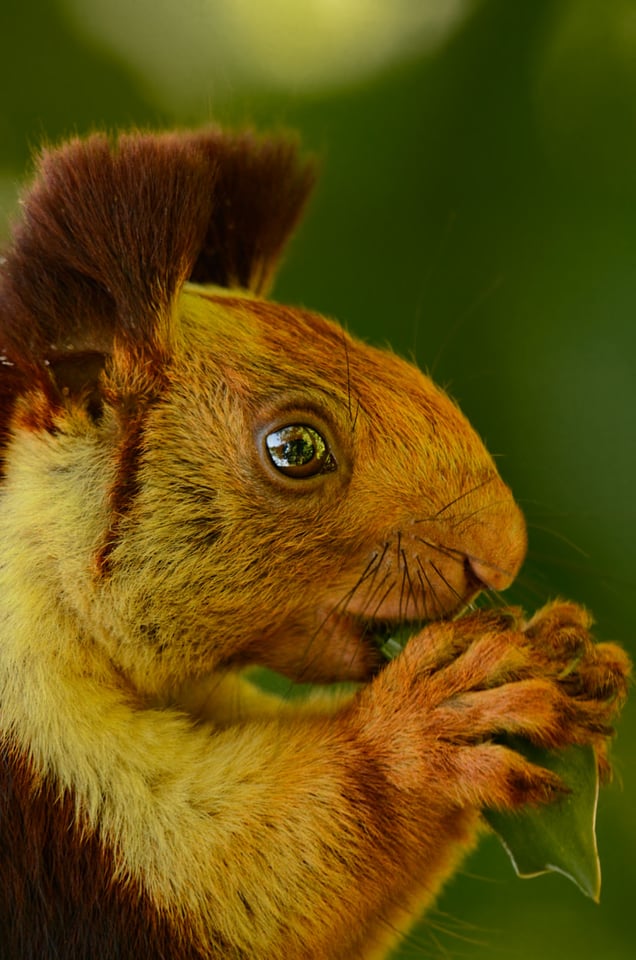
(483, 738, 601, 901)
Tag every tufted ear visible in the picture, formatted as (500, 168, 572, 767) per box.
(0, 126, 315, 438)
(186, 129, 317, 295)
(0, 128, 315, 372)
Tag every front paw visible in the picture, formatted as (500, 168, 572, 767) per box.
(517, 600, 630, 779)
(364, 602, 630, 812)
(523, 600, 629, 704)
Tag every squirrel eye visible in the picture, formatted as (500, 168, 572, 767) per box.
(265, 424, 336, 478)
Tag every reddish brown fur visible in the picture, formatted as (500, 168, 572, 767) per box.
(0, 128, 630, 960)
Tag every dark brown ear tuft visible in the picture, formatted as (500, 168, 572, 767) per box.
(0, 125, 316, 460)
(1, 132, 214, 369)
(0, 126, 315, 369)
(187, 129, 317, 295)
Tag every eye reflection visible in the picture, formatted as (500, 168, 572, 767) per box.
(265, 424, 334, 478)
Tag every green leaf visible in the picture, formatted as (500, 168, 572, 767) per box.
(378, 630, 602, 901)
(483, 738, 601, 901)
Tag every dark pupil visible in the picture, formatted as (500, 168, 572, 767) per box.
(265, 425, 327, 476)
(278, 438, 314, 466)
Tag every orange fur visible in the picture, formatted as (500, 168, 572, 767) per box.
(0, 127, 630, 959)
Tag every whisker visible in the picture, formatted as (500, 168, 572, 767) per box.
(353, 551, 383, 590)
(365, 578, 398, 625)
(417, 476, 497, 521)
(337, 549, 398, 636)
(414, 535, 465, 563)
(352, 399, 361, 432)
(416, 533, 520, 592)
(398, 548, 417, 623)
(400, 548, 417, 621)
(341, 329, 362, 435)
(298, 560, 388, 676)
(375, 540, 390, 570)
(480, 587, 507, 609)
(359, 566, 395, 619)
(341, 329, 353, 424)
(328, 546, 390, 619)
(282, 550, 389, 679)
(526, 522, 590, 558)
(429, 272, 503, 379)
(450, 496, 512, 530)
(500, 569, 556, 610)
(415, 562, 432, 621)
(417, 556, 446, 619)
(398, 551, 408, 623)
(430, 560, 468, 606)
(287, 597, 357, 683)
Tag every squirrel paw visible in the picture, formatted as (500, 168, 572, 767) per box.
(368, 602, 630, 811)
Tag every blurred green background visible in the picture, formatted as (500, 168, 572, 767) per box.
(2, 1, 634, 957)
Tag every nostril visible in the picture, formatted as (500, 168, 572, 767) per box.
(467, 555, 517, 592)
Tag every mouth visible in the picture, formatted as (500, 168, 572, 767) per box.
(355, 582, 480, 648)
(371, 620, 428, 661)
(262, 595, 480, 686)
(343, 604, 475, 676)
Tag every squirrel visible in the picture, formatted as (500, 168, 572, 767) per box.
(0, 127, 630, 960)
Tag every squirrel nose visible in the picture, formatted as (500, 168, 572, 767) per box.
(468, 555, 517, 592)
(465, 496, 527, 592)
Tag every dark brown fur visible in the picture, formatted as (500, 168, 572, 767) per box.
(0, 128, 315, 461)
(0, 741, 226, 960)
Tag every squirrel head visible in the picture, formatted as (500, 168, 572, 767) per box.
(0, 129, 526, 692)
